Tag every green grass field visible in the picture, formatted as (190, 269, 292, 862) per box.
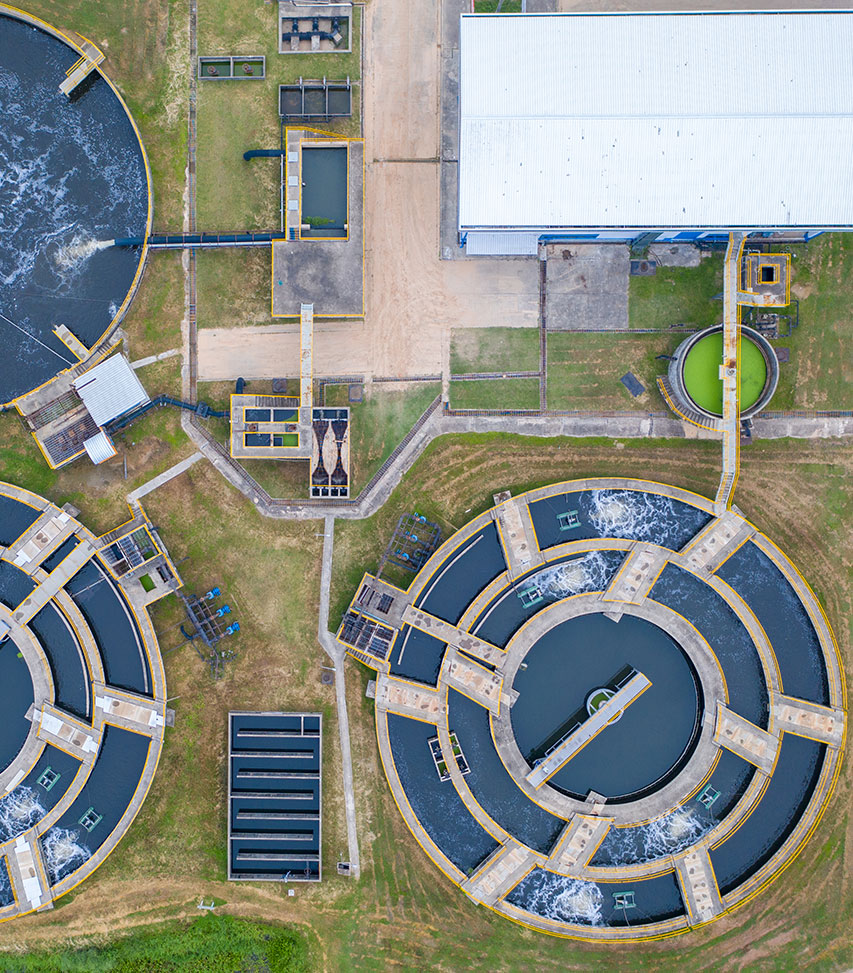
(4, 915, 309, 973)
(450, 378, 540, 410)
(450, 328, 539, 374)
(762, 236, 853, 409)
(628, 254, 723, 331)
(325, 382, 441, 492)
(196, 1, 361, 231)
(546, 332, 676, 412)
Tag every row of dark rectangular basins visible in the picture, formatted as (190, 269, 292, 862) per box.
(279, 84, 351, 118)
(229, 713, 321, 881)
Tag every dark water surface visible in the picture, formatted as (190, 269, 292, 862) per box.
(0, 15, 147, 401)
(511, 613, 701, 801)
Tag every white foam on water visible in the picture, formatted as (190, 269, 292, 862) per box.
(641, 808, 707, 859)
(53, 232, 112, 272)
(520, 875, 604, 925)
(41, 827, 90, 884)
(522, 551, 616, 602)
(586, 489, 707, 548)
(595, 807, 711, 865)
(0, 786, 45, 841)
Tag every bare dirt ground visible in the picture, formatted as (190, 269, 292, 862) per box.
(361, 0, 539, 379)
(197, 322, 372, 380)
(198, 0, 539, 382)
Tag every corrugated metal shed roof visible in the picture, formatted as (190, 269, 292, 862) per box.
(459, 12, 853, 230)
(465, 231, 540, 255)
(83, 430, 117, 465)
(73, 354, 149, 426)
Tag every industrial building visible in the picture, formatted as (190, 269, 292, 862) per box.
(457, 11, 853, 255)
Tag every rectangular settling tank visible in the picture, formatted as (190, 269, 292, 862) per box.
(300, 146, 347, 237)
(228, 711, 322, 881)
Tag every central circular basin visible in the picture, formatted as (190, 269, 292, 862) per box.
(682, 332, 767, 415)
(510, 613, 702, 802)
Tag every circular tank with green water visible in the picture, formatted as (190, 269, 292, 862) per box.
(667, 324, 779, 421)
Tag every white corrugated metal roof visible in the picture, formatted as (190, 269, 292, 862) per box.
(465, 231, 540, 255)
(459, 12, 853, 230)
(83, 430, 117, 465)
(73, 354, 149, 426)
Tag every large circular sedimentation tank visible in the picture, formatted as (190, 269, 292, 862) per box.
(0, 483, 166, 918)
(0, 8, 151, 405)
(667, 325, 779, 422)
(369, 481, 845, 940)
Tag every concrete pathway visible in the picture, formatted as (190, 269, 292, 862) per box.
(716, 232, 747, 511)
(131, 348, 180, 369)
(182, 406, 853, 522)
(126, 451, 204, 502)
(317, 515, 361, 878)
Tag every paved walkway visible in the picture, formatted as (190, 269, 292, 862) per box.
(183, 407, 853, 522)
(317, 516, 361, 878)
(126, 451, 203, 501)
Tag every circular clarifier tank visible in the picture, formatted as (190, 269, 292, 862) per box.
(511, 613, 701, 802)
(668, 324, 779, 421)
(370, 480, 846, 940)
(0, 10, 151, 405)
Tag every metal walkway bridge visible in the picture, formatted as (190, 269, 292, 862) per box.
(715, 232, 747, 512)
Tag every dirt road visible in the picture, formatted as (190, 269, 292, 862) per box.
(362, 0, 539, 378)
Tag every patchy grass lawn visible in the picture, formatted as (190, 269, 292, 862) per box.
(120, 251, 185, 361)
(196, 248, 276, 329)
(196, 1, 361, 231)
(763, 236, 853, 410)
(450, 378, 540, 410)
(5, 431, 853, 973)
(324, 382, 440, 494)
(324, 435, 853, 972)
(629, 253, 723, 331)
(450, 327, 539, 374)
(547, 332, 677, 411)
(0, 361, 193, 534)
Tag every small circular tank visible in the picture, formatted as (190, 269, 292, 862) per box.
(667, 324, 779, 421)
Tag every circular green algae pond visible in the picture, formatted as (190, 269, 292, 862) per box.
(682, 333, 767, 415)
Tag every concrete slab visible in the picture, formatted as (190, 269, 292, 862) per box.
(676, 846, 723, 925)
(8, 834, 52, 912)
(441, 647, 507, 713)
(94, 687, 166, 734)
(544, 244, 629, 331)
(547, 814, 613, 873)
(601, 546, 668, 607)
(3, 510, 76, 574)
(35, 703, 99, 764)
(375, 673, 445, 723)
(772, 694, 844, 748)
(272, 141, 364, 318)
(461, 838, 539, 905)
(714, 702, 778, 774)
(492, 497, 544, 580)
(197, 323, 371, 381)
(402, 605, 505, 666)
(13, 542, 96, 625)
(648, 243, 702, 268)
(680, 511, 755, 574)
